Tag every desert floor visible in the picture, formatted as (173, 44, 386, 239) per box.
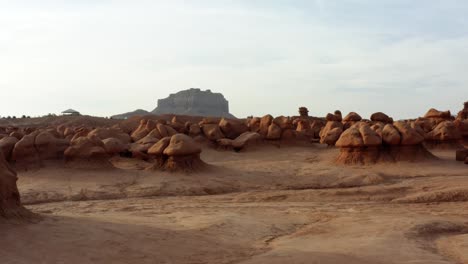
(1, 145, 468, 264)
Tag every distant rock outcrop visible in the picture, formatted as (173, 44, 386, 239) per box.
(152, 88, 235, 118)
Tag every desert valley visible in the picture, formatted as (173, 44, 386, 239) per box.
(1, 92, 468, 263)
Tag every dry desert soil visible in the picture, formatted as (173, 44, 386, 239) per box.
(1, 145, 468, 264)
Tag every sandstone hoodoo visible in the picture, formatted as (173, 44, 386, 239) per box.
(335, 121, 436, 165)
(152, 88, 235, 118)
(148, 134, 207, 172)
(0, 151, 29, 218)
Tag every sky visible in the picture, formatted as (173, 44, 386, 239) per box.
(1, 0, 467, 119)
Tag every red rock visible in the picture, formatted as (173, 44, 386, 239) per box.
(393, 122, 424, 145)
(335, 127, 364, 148)
(163, 134, 201, 156)
(219, 118, 248, 139)
(35, 131, 69, 160)
(0, 137, 19, 160)
(382, 124, 401, 145)
(319, 121, 343, 146)
(343, 112, 362, 122)
(102, 138, 128, 155)
(259, 115, 273, 136)
(424, 108, 451, 119)
(0, 151, 28, 218)
(148, 137, 171, 156)
(201, 124, 225, 141)
(266, 123, 282, 140)
(371, 112, 393, 123)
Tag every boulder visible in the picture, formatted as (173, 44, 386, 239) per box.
(11, 131, 40, 166)
(358, 123, 382, 147)
(382, 124, 401, 145)
(335, 127, 364, 148)
(232, 132, 262, 150)
(219, 118, 249, 139)
(248, 117, 261, 133)
(147, 137, 171, 156)
(393, 122, 424, 145)
(64, 136, 108, 161)
(426, 121, 462, 141)
(163, 134, 201, 156)
(0, 137, 19, 160)
(259, 115, 273, 136)
(371, 112, 393, 123)
(273, 116, 294, 130)
(319, 121, 343, 146)
(35, 131, 69, 160)
(424, 108, 452, 119)
(266, 123, 282, 140)
(343, 112, 362, 122)
(102, 138, 128, 155)
(201, 124, 225, 141)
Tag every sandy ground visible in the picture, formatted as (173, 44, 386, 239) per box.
(1, 144, 468, 264)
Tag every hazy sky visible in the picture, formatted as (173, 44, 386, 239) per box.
(1, 0, 467, 119)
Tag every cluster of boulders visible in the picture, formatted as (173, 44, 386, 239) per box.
(412, 108, 464, 148)
(334, 120, 435, 165)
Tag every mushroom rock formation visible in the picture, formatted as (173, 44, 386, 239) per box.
(88, 128, 131, 143)
(389, 122, 436, 162)
(218, 118, 249, 139)
(148, 134, 206, 172)
(0, 136, 19, 160)
(335, 123, 382, 165)
(35, 131, 69, 160)
(335, 121, 435, 165)
(299, 107, 309, 118)
(266, 123, 282, 140)
(370, 112, 393, 124)
(295, 119, 315, 139)
(319, 121, 344, 146)
(102, 138, 128, 156)
(424, 121, 462, 148)
(259, 115, 274, 136)
(0, 151, 29, 218)
(201, 124, 225, 141)
(342, 112, 362, 130)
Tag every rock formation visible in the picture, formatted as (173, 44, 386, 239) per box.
(335, 121, 436, 165)
(0, 151, 29, 218)
(299, 107, 309, 118)
(148, 134, 206, 172)
(152, 88, 235, 118)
